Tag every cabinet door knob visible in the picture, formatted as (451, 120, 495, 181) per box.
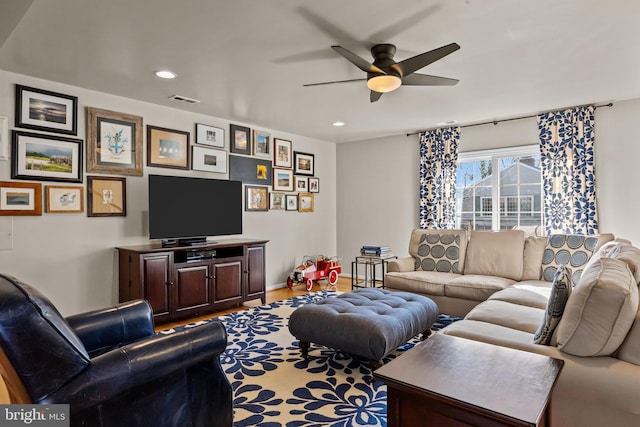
(167, 281, 174, 286)
(207, 275, 214, 280)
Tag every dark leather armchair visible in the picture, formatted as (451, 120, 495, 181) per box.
(0, 274, 233, 427)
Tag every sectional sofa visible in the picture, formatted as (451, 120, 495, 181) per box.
(385, 229, 640, 427)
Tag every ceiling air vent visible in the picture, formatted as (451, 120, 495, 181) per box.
(169, 94, 200, 104)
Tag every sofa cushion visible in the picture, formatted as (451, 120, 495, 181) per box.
(385, 271, 459, 296)
(463, 230, 525, 281)
(408, 229, 468, 274)
(490, 284, 550, 310)
(534, 265, 572, 345)
(464, 299, 545, 334)
(611, 243, 640, 284)
(541, 234, 605, 285)
(445, 275, 516, 302)
(556, 257, 638, 357)
(522, 236, 547, 280)
(617, 303, 640, 365)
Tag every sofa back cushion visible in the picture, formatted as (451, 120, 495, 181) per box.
(408, 229, 468, 274)
(556, 257, 638, 357)
(463, 230, 525, 281)
(521, 236, 547, 280)
(541, 234, 602, 286)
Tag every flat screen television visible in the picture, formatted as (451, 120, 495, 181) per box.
(148, 174, 242, 246)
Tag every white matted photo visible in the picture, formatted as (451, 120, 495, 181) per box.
(270, 192, 286, 210)
(196, 123, 225, 148)
(192, 146, 227, 174)
(45, 185, 84, 213)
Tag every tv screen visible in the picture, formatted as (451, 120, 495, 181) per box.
(148, 175, 242, 242)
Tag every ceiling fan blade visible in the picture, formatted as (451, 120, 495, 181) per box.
(370, 91, 383, 103)
(303, 78, 366, 87)
(332, 46, 385, 74)
(396, 42, 460, 77)
(402, 73, 459, 86)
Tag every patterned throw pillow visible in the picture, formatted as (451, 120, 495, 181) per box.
(534, 264, 572, 345)
(414, 233, 463, 273)
(541, 234, 599, 286)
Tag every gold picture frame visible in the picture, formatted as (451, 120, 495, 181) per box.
(298, 192, 314, 212)
(87, 176, 126, 217)
(86, 107, 143, 176)
(45, 185, 84, 213)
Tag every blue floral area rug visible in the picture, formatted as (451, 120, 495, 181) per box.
(160, 290, 462, 427)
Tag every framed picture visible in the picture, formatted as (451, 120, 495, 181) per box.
(87, 176, 126, 217)
(0, 181, 42, 216)
(86, 107, 143, 176)
(274, 138, 292, 168)
(273, 168, 293, 191)
(294, 175, 308, 192)
(196, 123, 224, 148)
(45, 185, 84, 213)
(285, 194, 298, 211)
(309, 177, 320, 193)
(298, 193, 314, 213)
(253, 130, 270, 158)
(230, 124, 251, 155)
(270, 192, 286, 210)
(15, 85, 78, 135)
(229, 155, 272, 185)
(245, 185, 268, 212)
(0, 116, 9, 160)
(11, 130, 83, 183)
(192, 146, 227, 173)
(294, 151, 315, 176)
(147, 125, 190, 169)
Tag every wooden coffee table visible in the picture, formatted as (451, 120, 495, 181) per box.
(374, 334, 563, 427)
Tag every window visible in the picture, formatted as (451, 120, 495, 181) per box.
(455, 145, 542, 232)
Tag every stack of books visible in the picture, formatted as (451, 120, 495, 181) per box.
(360, 245, 392, 257)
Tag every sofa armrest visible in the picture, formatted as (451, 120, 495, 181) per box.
(41, 320, 228, 408)
(65, 300, 155, 358)
(387, 256, 415, 273)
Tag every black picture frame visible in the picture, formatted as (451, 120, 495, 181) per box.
(229, 154, 273, 185)
(11, 130, 83, 183)
(294, 151, 315, 176)
(230, 124, 251, 155)
(15, 85, 78, 135)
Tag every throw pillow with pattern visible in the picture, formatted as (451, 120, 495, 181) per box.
(534, 264, 572, 345)
(541, 234, 599, 286)
(414, 233, 463, 273)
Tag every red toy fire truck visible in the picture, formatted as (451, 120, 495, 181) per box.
(287, 255, 342, 291)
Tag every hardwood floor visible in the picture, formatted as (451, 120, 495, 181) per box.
(159, 276, 353, 331)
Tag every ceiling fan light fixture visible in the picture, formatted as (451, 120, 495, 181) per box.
(366, 74, 401, 93)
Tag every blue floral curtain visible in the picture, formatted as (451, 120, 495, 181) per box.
(419, 127, 460, 229)
(537, 106, 598, 235)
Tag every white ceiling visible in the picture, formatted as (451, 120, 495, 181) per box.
(1, 0, 640, 143)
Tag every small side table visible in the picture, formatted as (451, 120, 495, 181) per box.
(351, 254, 397, 289)
(374, 334, 564, 427)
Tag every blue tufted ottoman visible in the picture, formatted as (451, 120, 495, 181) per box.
(288, 288, 438, 367)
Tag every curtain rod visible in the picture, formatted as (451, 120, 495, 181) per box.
(406, 102, 614, 137)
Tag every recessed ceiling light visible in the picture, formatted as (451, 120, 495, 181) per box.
(332, 121, 345, 127)
(155, 70, 177, 79)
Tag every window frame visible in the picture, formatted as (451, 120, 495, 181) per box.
(456, 144, 541, 230)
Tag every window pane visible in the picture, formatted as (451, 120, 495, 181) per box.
(457, 151, 542, 232)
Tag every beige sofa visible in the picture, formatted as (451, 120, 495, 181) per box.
(385, 229, 640, 427)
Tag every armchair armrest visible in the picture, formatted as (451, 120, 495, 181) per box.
(41, 320, 228, 409)
(387, 256, 415, 273)
(65, 300, 155, 358)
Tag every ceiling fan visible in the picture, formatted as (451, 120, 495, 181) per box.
(303, 42, 460, 102)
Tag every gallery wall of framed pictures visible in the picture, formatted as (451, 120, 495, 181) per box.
(3, 82, 322, 218)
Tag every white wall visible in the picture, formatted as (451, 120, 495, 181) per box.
(0, 70, 337, 315)
(337, 98, 640, 268)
